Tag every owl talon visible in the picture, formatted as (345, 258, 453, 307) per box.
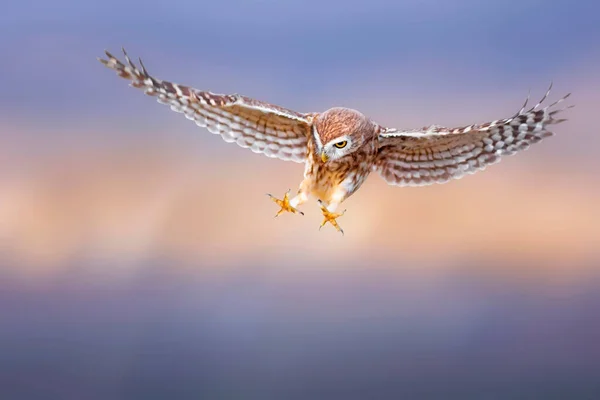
(318, 201, 345, 235)
(267, 190, 304, 217)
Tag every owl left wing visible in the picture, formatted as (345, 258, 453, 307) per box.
(98, 48, 312, 163)
(374, 86, 572, 187)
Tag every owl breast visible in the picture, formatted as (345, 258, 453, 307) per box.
(304, 137, 377, 204)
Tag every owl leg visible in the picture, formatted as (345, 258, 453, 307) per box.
(318, 200, 346, 236)
(267, 189, 305, 217)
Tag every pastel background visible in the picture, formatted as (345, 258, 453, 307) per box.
(1, 0, 599, 398)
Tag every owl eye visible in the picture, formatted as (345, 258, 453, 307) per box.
(334, 141, 348, 149)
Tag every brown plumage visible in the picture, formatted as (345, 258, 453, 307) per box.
(314, 107, 376, 144)
(302, 108, 378, 216)
(98, 48, 573, 235)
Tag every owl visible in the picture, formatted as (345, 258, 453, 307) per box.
(98, 48, 572, 235)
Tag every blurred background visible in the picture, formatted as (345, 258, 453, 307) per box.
(1, 0, 600, 398)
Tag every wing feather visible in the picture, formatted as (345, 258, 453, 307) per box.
(98, 48, 311, 163)
(374, 85, 572, 187)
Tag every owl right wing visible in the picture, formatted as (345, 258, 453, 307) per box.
(98, 48, 312, 163)
(374, 85, 572, 187)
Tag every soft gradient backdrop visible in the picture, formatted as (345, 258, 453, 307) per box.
(1, 0, 600, 398)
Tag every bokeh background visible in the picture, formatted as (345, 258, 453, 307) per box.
(2, 0, 600, 398)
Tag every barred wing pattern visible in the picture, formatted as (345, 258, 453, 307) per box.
(98, 48, 311, 163)
(375, 86, 572, 187)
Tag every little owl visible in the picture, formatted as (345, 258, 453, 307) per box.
(99, 48, 572, 235)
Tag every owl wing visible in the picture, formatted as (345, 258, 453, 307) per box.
(374, 85, 572, 187)
(98, 48, 312, 163)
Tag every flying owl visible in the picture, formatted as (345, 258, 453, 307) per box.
(98, 48, 572, 235)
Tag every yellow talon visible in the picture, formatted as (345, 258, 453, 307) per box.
(318, 200, 345, 235)
(267, 189, 304, 217)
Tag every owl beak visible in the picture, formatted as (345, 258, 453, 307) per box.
(321, 152, 329, 163)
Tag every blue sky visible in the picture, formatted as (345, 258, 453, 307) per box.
(2, 0, 599, 118)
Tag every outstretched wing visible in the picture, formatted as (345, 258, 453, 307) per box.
(374, 85, 572, 187)
(98, 48, 311, 163)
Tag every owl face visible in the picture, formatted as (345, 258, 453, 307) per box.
(313, 107, 376, 163)
(320, 134, 359, 162)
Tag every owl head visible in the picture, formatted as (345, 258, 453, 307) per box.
(313, 107, 377, 163)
